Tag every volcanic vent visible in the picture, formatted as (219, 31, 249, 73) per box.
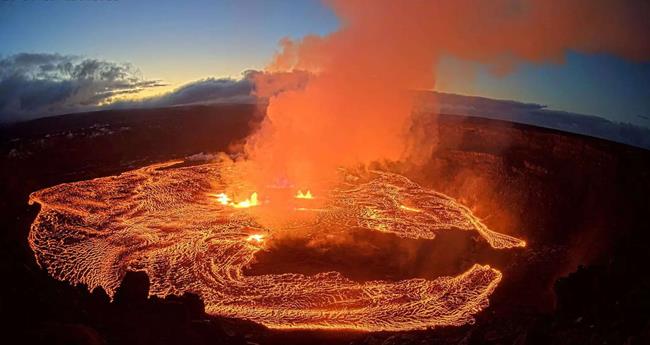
(28, 158, 524, 331)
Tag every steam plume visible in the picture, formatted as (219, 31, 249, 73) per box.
(245, 0, 650, 188)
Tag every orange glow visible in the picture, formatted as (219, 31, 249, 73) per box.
(232, 192, 259, 208)
(399, 205, 421, 213)
(294, 207, 326, 212)
(246, 234, 265, 243)
(28, 160, 525, 331)
(295, 190, 313, 199)
(209, 191, 259, 208)
(212, 192, 231, 205)
(244, 0, 650, 192)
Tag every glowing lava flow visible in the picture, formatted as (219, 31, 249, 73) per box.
(209, 192, 259, 208)
(296, 190, 313, 199)
(28, 160, 524, 331)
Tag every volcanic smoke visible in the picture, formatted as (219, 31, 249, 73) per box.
(245, 0, 650, 189)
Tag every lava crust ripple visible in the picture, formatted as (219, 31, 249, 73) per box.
(28, 160, 525, 331)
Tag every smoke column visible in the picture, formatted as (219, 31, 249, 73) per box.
(245, 0, 650, 189)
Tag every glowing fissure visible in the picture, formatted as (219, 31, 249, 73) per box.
(28, 160, 524, 331)
(246, 234, 265, 243)
(295, 190, 313, 199)
(209, 191, 259, 208)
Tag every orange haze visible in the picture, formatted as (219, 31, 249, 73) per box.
(244, 0, 650, 188)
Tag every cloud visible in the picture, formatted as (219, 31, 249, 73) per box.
(127, 75, 255, 108)
(110, 69, 310, 109)
(417, 91, 650, 150)
(2, 53, 646, 151)
(0, 53, 165, 121)
(240, 0, 650, 189)
(0, 54, 310, 122)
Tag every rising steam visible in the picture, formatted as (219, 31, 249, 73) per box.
(244, 0, 650, 188)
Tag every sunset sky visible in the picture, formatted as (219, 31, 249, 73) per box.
(1, 0, 649, 126)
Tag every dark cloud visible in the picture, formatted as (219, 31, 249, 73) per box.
(0, 54, 309, 122)
(152, 76, 254, 106)
(0, 53, 165, 121)
(113, 71, 259, 109)
(112, 70, 310, 109)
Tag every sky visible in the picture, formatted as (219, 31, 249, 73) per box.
(1, 0, 649, 126)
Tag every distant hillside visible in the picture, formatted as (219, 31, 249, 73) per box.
(417, 91, 650, 150)
(3, 90, 649, 151)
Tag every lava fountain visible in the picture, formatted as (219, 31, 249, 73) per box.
(28, 158, 524, 331)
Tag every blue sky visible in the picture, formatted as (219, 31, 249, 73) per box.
(1, 0, 649, 126)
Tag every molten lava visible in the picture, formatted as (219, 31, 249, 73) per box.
(246, 234, 265, 243)
(210, 191, 259, 208)
(28, 160, 524, 331)
(399, 205, 422, 213)
(295, 190, 313, 199)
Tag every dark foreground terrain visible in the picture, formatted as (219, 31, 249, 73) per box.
(1, 104, 649, 344)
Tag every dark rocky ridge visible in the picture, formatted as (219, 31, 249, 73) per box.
(1, 103, 649, 344)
